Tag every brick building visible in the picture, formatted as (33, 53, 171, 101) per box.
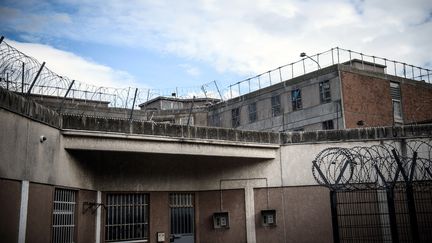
(207, 59, 432, 132)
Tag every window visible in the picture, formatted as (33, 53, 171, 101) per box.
(179, 116, 194, 125)
(291, 89, 302, 111)
(248, 102, 257, 123)
(322, 120, 334, 130)
(210, 112, 220, 127)
(105, 193, 149, 242)
(271, 95, 281, 117)
(52, 189, 76, 243)
(319, 80, 331, 103)
(390, 82, 403, 122)
(170, 193, 194, 235)
(393, 100, 402, 120)
(231, 108, 240, 128)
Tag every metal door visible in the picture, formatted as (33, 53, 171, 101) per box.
(169, 193, 195, 243)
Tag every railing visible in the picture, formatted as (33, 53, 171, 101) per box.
(227, 47, 432, 99)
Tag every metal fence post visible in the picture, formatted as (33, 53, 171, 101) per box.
(129, 88, 138, 120)
(330, 190, 340, 243)
(26, 62, 45, 96)
(386, 187, 400, 243)
(22, 62, 25, 93)
(57, 80, 75, 113)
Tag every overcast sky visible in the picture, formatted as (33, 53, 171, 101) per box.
(1, 0, 431, 91)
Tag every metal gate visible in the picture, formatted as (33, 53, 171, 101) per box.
(312, 140, 432, 243)
(169, 193, 195, 243)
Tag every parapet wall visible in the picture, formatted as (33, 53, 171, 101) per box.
(1, 87, 431, 145)
(0, 87, 60, 127)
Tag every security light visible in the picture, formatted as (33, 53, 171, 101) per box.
(299, 52, 321, 69)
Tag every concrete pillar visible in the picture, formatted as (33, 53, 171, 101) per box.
(95, 191, 101, 243)
(245, 186, 257, 243)
(18, 180, 29, 243)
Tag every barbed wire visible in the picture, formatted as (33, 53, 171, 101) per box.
(312, 139, 432, 191)
(1, 37, 431, 113)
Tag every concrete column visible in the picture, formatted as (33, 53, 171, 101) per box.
(95, 191, 101, 243)
(18, 180, 29, 243)
(245, 186, 256, 243)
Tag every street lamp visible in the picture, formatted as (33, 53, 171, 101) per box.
(300, 52, 321, 69)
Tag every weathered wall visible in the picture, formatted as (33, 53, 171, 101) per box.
(340, 71, 393, 128)
(254, 186, 333, 243)
(401, 81, 432, 124)
(70, 151, 281, 192)
(76, 189, 98, 243)
(149, 192, 170, 243)
(198, 189, 247, 243)
(0, 178, 21, 243)
(26, 183, 54, 243)
(0, 108, 96, 190)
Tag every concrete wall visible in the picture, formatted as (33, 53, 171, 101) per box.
(207, 66, 343, 132)
(0, 108, 95, 190)
(26, 183, 53, 243)
(254, 186, 334, 243)
(198, 189, 247, 243)
(0, 178, 21, 243)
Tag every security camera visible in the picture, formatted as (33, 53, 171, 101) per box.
(40, 135, 47, 143)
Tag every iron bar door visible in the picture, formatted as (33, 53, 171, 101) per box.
(169, 193, 195, 243)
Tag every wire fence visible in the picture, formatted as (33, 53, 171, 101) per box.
(1, 36, 431, 115)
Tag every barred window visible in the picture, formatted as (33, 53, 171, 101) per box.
(291, 89, 302, 111)
(319, 80, 331, 103)
(231, 108, 240, 128)
(322, 120, 334, 130)
(271, 95, 281, 117)
(105, 193, 149, 242)
(248, 103, 257, 123)
(52, 188, 76, 243)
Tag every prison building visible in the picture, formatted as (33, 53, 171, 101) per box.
(207, 59, 432, 132)
(1, 86, 432, 243)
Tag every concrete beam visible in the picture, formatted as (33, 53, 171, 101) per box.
(62, 130, 278, 160)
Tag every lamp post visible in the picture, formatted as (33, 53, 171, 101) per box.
(300, 52, 321, 69)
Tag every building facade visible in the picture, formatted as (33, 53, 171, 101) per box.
(207, 60, 432, 132)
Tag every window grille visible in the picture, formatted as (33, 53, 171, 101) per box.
(319, 80, 331, 103)
(271, 95, 281, 117)
(248, 102, 257, 123)
(170, 193, 194, 235)
(231, 108, 240, 128)
(291, 89, 302, 111)
(52, 188, 76, 243)
(105, 193, 149, 242)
